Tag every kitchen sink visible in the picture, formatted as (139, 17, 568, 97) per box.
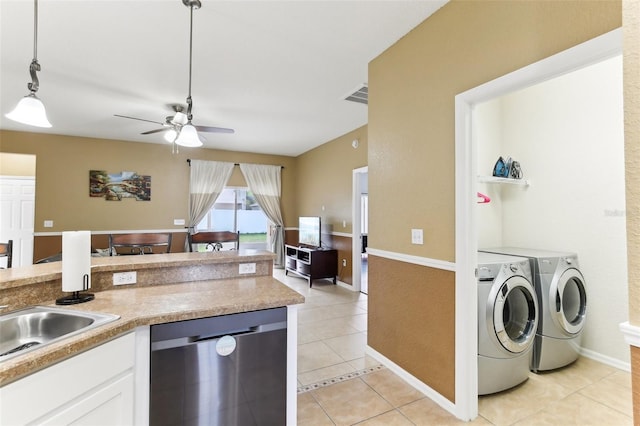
(0, 306, 119, 362)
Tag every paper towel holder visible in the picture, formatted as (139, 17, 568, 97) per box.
(56, 274, 95, 305)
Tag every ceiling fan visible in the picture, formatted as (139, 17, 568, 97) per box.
(115, 0, 234, 148)
(114, 104, 233, 140)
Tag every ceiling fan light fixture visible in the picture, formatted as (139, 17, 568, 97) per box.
(171, 111, 188, 125)
(175, 123, 202, 147)
(6, 92, 51, 128)
(164, 128, 178, 143)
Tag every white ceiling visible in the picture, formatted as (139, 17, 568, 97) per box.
(1, 0, 447, 157)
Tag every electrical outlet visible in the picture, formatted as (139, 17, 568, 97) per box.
(44, 220, 53, 228)
(113, 271, 137, 285)
(342, 259, 347, 267)
(174, 219, 185, 226)
(239, 263, 256, 274)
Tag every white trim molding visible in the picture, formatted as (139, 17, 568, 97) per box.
(581, 345, 631, 372)
(366, 247, 456, 272)
(286, 305, 299, 426)
(454, 28, 622, 421)
(620, 321, 640, 348)
(330, 231, 352, 238)
(365, 346, 457, 416)
(34, 229, 187, 237)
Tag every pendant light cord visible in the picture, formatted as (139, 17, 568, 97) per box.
(28, 0, 41, 93)
(33, 0, 38, 60)
(185, 4, 194, 120)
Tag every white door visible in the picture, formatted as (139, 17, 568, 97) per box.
(0, 176, 35, 267)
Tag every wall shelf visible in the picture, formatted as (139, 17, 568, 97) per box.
(477, 176, 531, 186)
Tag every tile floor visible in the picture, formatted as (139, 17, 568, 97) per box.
(273, 269, 634, 426)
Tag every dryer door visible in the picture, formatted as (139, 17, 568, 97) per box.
(491, 275, 538, 354)
(550, 268, 587, 335)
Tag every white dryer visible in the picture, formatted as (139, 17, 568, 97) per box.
(480, 248, 587, 372)
(477, 252, 538, 395)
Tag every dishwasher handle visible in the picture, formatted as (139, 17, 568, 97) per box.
(151, 320, 286, 352)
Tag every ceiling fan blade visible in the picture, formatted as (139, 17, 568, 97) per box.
(195, 125, 235, 134)
(141, 128, 168, 135)
(114, 114, 165, 126)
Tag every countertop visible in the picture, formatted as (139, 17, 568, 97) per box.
(0, 250, 275, 289)
(0, 274, 305, 386)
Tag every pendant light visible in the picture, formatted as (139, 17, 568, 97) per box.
(5, 0, 51, 128)
(175, 0, 203, 148)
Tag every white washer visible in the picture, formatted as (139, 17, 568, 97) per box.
(480, 248, 587, 372)
(477, 252, 538, 395)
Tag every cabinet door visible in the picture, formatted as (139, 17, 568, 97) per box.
(0, 333, 135, 425)
(40, 373, 134, 426)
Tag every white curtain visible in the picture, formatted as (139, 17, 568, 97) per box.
(188, 160, 234, 234)
(239, 163, 285, 267)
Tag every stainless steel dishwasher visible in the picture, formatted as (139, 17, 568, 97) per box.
(150, 307, 287, 426)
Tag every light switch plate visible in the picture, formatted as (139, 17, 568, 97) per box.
(411, 228, 424, 245)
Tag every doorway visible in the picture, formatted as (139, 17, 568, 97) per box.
(352, 166, 368, 293)
(0, 153, 36, 267)
(454, 29, 622, 420)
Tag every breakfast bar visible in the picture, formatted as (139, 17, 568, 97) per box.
(0, 251, 304, 425)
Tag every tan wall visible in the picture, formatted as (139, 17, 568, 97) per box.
(296, 125, 367, 235)
(0, 152, 36, 176)
(624, 1, 640, 423)
(625, 0, 640, 327)
(295, 125, 367, 285)
(368, 0, 621, 405)
(369, 0, 621, 262)
(633, 347, 640, 423)
(368, 255, 455, 401)
(0, 129, 297, 232)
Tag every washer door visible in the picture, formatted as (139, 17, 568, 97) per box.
(550, 267, 587, 335)
(490, 275, 538, 354)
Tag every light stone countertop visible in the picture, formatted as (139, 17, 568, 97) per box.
(0, 273, 305, 386)
(0, 250, 275, 290)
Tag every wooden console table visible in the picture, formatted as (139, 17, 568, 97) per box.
(285, 245, 337, 287)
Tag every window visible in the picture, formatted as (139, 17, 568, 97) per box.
(196, 188, 268, 250)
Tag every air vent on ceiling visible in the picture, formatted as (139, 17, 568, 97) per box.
(344, 84, 368, 105)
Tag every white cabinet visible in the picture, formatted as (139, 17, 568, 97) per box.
(40, 373, 134, 426)
(0, 333, 135, 425)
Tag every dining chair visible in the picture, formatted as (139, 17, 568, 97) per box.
(0, 240, 13, 268)
(109, 233, 172, 255)
(188, 231, 239, 252)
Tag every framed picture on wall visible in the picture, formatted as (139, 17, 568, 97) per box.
(89, 170, 151, 201)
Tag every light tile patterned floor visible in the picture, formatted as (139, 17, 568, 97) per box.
(273, 269, 633, 425)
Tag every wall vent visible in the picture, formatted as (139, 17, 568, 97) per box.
(344, 84, 368, 105)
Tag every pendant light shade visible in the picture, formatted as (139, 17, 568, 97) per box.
(175, 123, 203, 147)
(5, 0, 51, 128)
(6, 93, 51, 128)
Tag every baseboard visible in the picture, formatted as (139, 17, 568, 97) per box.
(336, 279, 357, 292)
(365, 345, 461, 420)
(580, 346, 631, 372)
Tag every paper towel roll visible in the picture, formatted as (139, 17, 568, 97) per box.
(62, 231, 91, 292)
